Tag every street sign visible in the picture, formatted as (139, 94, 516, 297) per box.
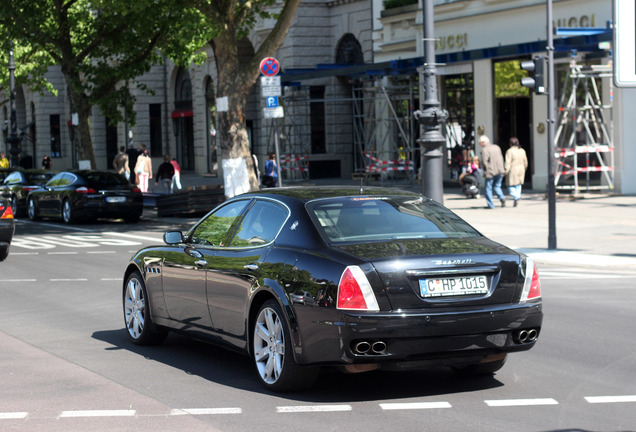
(263, 106, 284, 119)
(262, 86, 281, 97)
(261, 76, 281, 87)
(260, 57, 280, 77)
(614, 0, 636, 86)
(260, 76, 282, 97)
(266, 96, 279, 108)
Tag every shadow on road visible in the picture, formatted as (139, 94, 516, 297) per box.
(92, 328, 504, 403)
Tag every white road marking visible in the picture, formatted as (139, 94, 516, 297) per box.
(0, 412, 28, 419)
(380, 402, 452, 410)
(105, 231, 164, 243)
(87, 250, 116, 254)
(47, 252, 78, 255)
(276, 405, 352, 413)
(0, 279, 36, 282)
(585, 395, 636, 404)
(101, 278, 121, 281)
(50, 278, 88, 282)
(58, 410, 136, 418)
(171, 408, 242, 415)
(485, 398, 558, 407)
(8, 252, 39, 255)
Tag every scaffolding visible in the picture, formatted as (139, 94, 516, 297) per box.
(264, 76, 418, 183)
(351, 77, 417, 183)
(554, 60, 614, 193)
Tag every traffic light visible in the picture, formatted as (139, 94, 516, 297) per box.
(520, 57, 546, 94)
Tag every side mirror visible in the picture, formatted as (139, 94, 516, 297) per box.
(163, 230, 184, 245)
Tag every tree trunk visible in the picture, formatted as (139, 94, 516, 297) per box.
(65, 78, 97, 170)
(213, 35, 260, 198)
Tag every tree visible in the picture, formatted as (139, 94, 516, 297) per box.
(0, 0, 207, 169)
(189, 0, 302, 196)
(0, 38, 56, 106)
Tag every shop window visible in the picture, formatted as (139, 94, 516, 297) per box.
(50, 114, 61, 158)
(310, 86, 326, 154)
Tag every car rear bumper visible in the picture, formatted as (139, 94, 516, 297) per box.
(292, 301, 543, 366)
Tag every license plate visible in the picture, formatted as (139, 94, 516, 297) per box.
(106, 196, 126, 203)
(419, 275, 488, 298)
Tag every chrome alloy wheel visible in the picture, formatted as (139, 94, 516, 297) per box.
(62, 200, 73, 223)
(253, 306, 285, 384)
(27, 198, 37, 220)
(124, 277, 145, 340)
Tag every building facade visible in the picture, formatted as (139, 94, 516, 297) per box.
(3, 0, 635, 194)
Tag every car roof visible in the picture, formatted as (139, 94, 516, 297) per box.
(245, 186, 421, 202)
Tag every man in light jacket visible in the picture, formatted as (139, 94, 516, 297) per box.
(479, 135, 506, 209)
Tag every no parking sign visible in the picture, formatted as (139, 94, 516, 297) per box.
(260, 57, 280, 77)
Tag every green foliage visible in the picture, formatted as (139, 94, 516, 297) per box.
(0, 33, 56, 101)
(494, 60, 529, 98)
(0, 0, 211, 124)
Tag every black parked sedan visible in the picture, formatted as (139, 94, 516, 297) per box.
(27, 170, 143, 223)
(122, 187, 542, 392)
(0, 197, 15, 261)
(0, 169, 56, 217)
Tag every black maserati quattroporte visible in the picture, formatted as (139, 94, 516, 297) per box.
(122, 186, 542, 391)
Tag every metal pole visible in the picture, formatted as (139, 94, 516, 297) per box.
(547, 0, 557, 249)
(7, 41, 21, 168)
(414, 0, 447, 204)
(273, 120, 282, 187)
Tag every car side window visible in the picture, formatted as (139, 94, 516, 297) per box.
(229, 200, 288, 247)
(190, 200, 249, 246)
(46, 173, 66, 187)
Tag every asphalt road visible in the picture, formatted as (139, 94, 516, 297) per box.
(1, 216, 635, 432)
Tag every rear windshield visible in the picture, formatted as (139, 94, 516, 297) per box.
(26, 172, 54, 183)
(84, 172, 129, 186)
(307, 196, 480, 243)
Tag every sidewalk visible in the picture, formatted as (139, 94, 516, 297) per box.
(160, 173, 636, 270)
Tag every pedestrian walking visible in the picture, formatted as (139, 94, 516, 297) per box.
(126, 144, 140, 185)
(112, 146, 130, 180)
(478, 135, 506, 209)
(261, 152, 278, 188)
(505, 137, 528, 207)
(41, 154, 53, 170)
(134, 150, 153, 192)
(155, 154, 175, 194)
(170, 157, 182, 192)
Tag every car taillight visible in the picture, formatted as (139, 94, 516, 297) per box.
(336, 266, 379, 311)
(520, 258, 541, 301)
(1, 205, 14, 219)
(132, 186, 141, 193)
(75, 186, 97, 194)
(22, 186, 37, 192)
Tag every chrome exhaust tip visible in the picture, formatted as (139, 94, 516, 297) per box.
(527, 328, 538, 342)
(353, 341, 371, 354)
(371, 341, 387, 354)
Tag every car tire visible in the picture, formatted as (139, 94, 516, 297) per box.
(123, 270, 168, 345)
(27, 197, 39, 221)
(252, 299, 319, 392)
(452, 354, 507, 376)
(62, 199, 75, 224)
(11, 195, 20, 217)
(0, 246, 8, 262)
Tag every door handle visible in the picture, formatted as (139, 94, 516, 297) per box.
(195, 259, 208, 267)
(186, 249, 203, 258)
(244, 264, 259, 271)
